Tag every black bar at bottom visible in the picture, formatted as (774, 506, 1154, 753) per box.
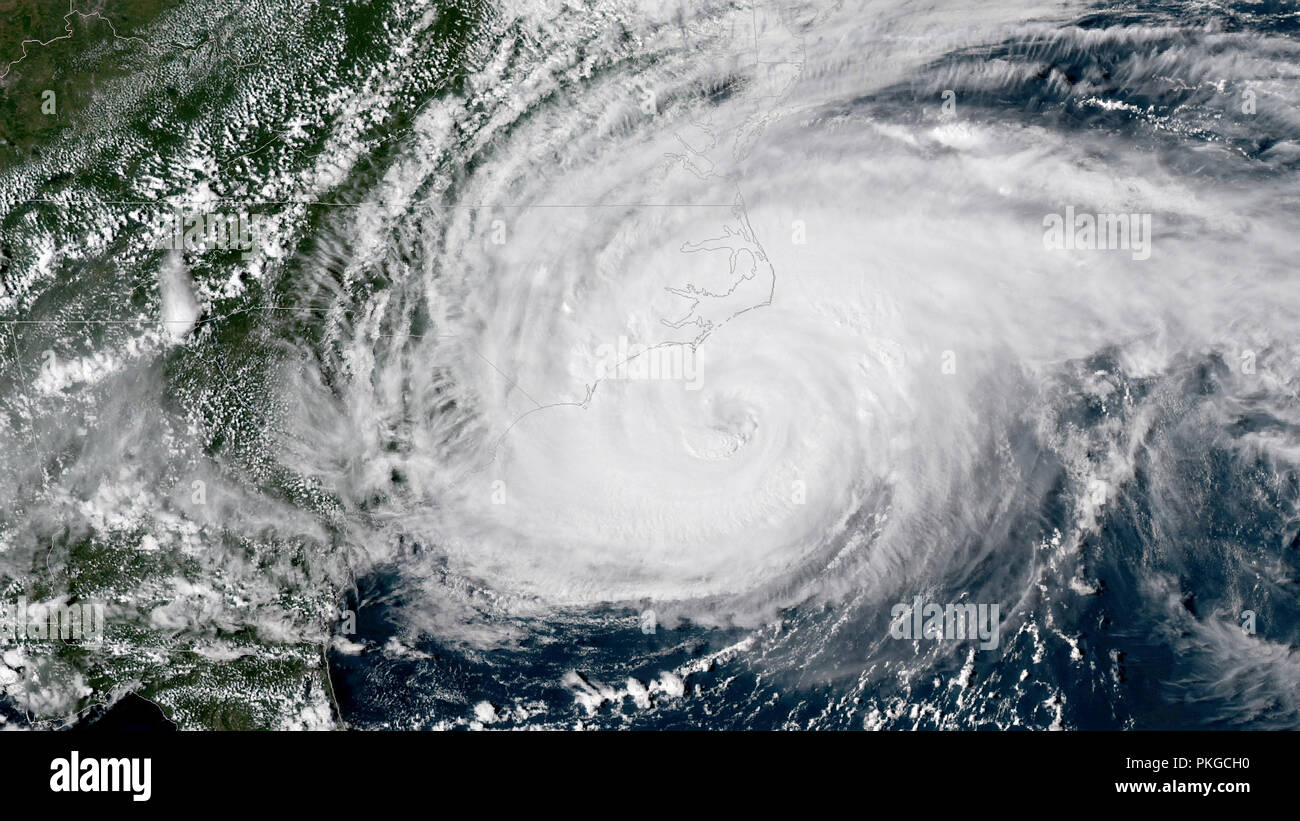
(0, 730, 1284, 810)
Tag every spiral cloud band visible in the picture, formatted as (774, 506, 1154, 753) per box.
(282, 0, 1300, 631)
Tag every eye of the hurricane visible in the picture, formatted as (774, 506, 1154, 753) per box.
(682, 395, 759, 460)
(438, 333, 855, 605)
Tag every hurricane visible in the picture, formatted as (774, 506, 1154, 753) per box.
(1, 0, 1298, 729)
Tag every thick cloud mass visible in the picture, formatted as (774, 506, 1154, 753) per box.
(275, 0, 1300, 641)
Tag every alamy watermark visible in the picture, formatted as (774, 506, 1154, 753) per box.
(149, 209, 264, 259)
(50, 752, 151, 802)
(1042, 206, 1152, 261)
(594, 336, 702, 390)
(0, 597, 105, 645)
(889, 597, 1000, 651)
